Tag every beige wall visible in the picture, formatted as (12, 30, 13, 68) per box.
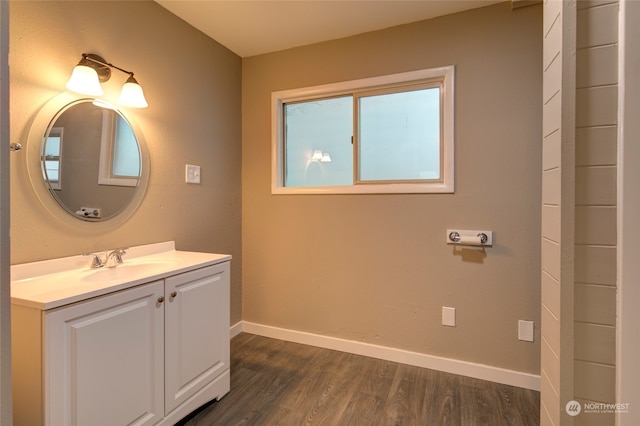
(242, 2, 542, 374)
(9, 1, 243, 324)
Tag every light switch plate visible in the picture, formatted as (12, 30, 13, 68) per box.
(185, 164, 201, 184)
(442, 306, 456, 327)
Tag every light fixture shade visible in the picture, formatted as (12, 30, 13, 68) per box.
(118, 75, 148, 108)
(66, 65, 104, 96)
(321, 153, 332, 162)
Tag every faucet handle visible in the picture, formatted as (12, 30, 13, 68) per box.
(84, 253, 105, 269)
(113, 247, 128, 260)
(106, 247, 128, 267)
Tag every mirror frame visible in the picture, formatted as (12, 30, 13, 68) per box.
(26, 93, 150, 229)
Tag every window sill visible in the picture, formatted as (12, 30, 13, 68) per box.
(271, 182, 454, 195)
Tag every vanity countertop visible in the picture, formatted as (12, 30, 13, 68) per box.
(11, 241, 231, 310)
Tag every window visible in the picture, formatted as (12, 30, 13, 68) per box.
(98, 109, 140, 187)
(42, 127, 63, 190)
(272, 66, 454, 194)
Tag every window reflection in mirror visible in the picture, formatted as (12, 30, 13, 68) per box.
(98, 110, 140, 187)
(42, 127, 63, 190)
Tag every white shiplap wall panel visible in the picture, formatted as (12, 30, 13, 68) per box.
(573, 1, 618, 418)
(541, 1, 576, 424)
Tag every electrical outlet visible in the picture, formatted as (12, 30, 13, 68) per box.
(518, 320, 534, 342)
(442, 307, 456, 327)
(185, 164, 201, 184)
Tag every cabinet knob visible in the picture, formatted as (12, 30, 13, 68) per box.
(157, 296, 165, 303)
(170, 291, 177, 298)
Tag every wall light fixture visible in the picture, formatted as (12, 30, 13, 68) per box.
(66, 53, 148, 108)
(311, 149, 332, 163)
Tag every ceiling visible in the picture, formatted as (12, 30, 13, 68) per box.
(154, 1, 503, 58)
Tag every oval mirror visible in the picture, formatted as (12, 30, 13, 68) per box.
(26, 95, 149, 224)
(40, 99, 142, 221)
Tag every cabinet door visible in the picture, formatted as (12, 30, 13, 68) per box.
(45, 281, 164, 426)
(164, 262, 230, 414)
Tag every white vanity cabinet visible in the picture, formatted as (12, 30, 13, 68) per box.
(164, 264, 230, 414)
(11, 245, 230, 426)
(45, 280, 166, 426)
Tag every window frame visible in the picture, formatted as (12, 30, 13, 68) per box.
(42, 126, 63, 190)
(271, 66, 455, 194)
(97, 109, 140, 187)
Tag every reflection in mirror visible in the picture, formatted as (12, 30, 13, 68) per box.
(41, 100, 142, 221)
(97, 109, 140, 187)
(43, 127, 63, 190)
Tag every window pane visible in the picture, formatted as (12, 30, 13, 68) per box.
(44, 136, 61, 157)
(43, 133, 61, 186)
(45, 161, 59, 182)
(112, 115, 140, 177)
(358, 87, 440, 181)
(284, 96, 353, 187)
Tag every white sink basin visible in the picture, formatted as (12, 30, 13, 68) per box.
(80, 260, 179, 282)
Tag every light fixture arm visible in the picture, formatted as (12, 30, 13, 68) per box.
(82, 53, 136, 81)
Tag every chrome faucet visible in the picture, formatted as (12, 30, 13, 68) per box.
(84, 248, 128, 269)
(105, 248, 127, 268)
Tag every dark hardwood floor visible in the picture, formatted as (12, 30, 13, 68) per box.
(181, 333, 540, 426)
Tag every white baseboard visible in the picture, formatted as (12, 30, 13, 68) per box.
(232, 321, 540, 391)
(230, 321, 243, 339)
